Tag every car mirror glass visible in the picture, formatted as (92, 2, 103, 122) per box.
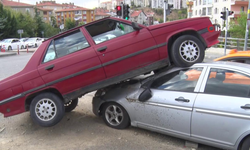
(138, 88, 152, 102)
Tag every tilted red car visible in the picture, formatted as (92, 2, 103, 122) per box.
(0, 17, 220, 127)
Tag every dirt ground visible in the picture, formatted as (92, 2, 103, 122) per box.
(0, 92, 219, 150)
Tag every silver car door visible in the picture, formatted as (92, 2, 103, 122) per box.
(192, 67, 250, 147)
(131, 67, 207, 137)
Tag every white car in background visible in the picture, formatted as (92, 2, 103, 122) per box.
(24, 37, 43, 48)
(0, 38, 25, 50)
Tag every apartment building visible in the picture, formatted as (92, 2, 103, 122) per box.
(55, 8, 95, 26)
(191, 0, 248, 27)
(37, 7, 53, 24)
(0, 0, 35, 17)
(151, 0, 187, 9)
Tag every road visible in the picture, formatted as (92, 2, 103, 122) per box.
(0, 52, 221, 150)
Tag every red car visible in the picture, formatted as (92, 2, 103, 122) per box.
(0, 17, 220, 127)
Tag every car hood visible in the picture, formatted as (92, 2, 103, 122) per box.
(147, 17, 210, 31)
(214, 50, 250, 61)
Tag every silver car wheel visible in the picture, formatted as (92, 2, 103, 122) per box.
(35, 98, 57, 121)
(105, 105, 124, 126)
(179, 40, 200, 63)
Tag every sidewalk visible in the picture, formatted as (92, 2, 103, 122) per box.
(0, 48, 36, 57)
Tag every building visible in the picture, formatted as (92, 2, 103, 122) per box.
(55, 7, 95, 26)
(191, 0, 249, 27)
(0, 0, 35, 17)
(37, 7, 53, 24)
(130, 10, 147, 25)
(151, 0, 186, 9)
(100, 1, 112, 10)
(95, 12, 111, 20)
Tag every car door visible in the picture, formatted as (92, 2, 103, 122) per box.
(11, 39, 18, 49)
(130, 67, 206, 137)
(37, 28, 106, 95)
(192, 67, 250, 146)
(84, 19, 161, 78)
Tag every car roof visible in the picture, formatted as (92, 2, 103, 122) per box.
(193, 61, 250, 72)
(214, 50, 250, 61)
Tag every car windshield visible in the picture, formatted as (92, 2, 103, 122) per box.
(3, 39, 12, 43)
(20, 39, 28, 42)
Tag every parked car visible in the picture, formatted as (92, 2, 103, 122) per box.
(93, 61, 250, 150)
(0, 17, 220, 127)
(19, 38, 29, 43)
(214, 49, 250, 64)
(24, 37, 43, 48)
(0, 38, 26, 50)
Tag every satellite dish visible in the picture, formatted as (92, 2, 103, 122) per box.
(60, 24, 64, 30)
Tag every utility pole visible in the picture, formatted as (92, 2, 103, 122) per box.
(164, 0, 167, 23)
(224, 8, 229, 55)
(243, 0, 250, 51)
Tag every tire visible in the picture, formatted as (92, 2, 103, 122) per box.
(30, 92, 65, 127)
(64, 98, 78, 112)
(241, 136, 250, 150)
(170, 35, 205, 67)
(21, 45, 24, 49)
(8, 46, 12, 51)
(35, 44, 37, 48)
(102, 102, 130, 129)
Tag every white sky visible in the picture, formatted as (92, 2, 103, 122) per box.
(17, 0, 110, 9)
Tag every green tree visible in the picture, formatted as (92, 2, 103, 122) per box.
(44, 23, 60, 37)
(50, 16, 57, 28)
(16, 12, 36, 37)
(34, 7, 45, 37)
(229, 11, 247, 38)
(0, 17, 6, 37)
(65, 18, 76, 30)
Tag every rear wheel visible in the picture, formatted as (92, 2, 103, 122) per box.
(102, 102, 130, 129)
(21, 45, 24, 49)
(30, 92, 65, 127)
(8, 46, 12, 51)
(64, 98, 78, 112)
(241, 136, 250, 150)
(170, 35, 205, 67)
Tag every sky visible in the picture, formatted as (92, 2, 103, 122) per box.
(18, 0, 110, 9)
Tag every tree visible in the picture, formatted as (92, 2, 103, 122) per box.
(50, 16, 57, 28)
(229, 11, 247, 38)
(44, 23, 60, 37)
(34, 7, 45, 37)
(65, 18, 76, 30)
(0, 17, 6, 37)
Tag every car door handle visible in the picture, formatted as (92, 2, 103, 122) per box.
(175, 97, 190, 102)
(97, 46, 107, 52)
(45, 65, 54, 70)
(241, 104, 250, 109)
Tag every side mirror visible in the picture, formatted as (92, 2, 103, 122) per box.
(132, 22, 140, 31)
(138, 88, 152, 102)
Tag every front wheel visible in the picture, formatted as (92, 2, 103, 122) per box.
(64, 98, 78, 112)
(241, 136, 250, 150)
(102, 102, 130, 129)
(170, 35, 205, 67)
(21, 45, 24, 49)
(30, 92, 65, 127)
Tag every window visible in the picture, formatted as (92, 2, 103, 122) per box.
(83, 11, 86, 14)
(85, 19, 135, 44)
(203, 0, 206, 5)
(43, 30, 90, 63)
(208, 7, 212, 15)
(195, 10, 197, 15)
(26, 8, 30, 12)
(214, 0, 218, 2)
(208, 0, 212, 4)
(151, 68, 203, 92)
(204, 68, 250, 97)
(241, 6, 244, 12)
(214, 8, 218, 14)
(202, 8, 206, 15)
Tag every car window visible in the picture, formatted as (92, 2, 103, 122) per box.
(43, 29, 90, 63)
(85, 19, 135, 44)
(151, 68, 203, 92)
(204, 68, 250, 97)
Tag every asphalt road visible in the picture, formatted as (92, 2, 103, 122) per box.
(0, 52, 221, 150)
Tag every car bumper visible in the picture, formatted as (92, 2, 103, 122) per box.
(0, 96, 26, 117)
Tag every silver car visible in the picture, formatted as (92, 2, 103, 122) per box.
(92, 61, 250, 150)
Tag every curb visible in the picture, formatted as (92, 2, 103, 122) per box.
(0, 52, 17, 57)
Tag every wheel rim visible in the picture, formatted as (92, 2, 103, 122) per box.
(35, 98, 57, 121)
(105, 105, 124, 126)
(179, 40, 200, 63)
